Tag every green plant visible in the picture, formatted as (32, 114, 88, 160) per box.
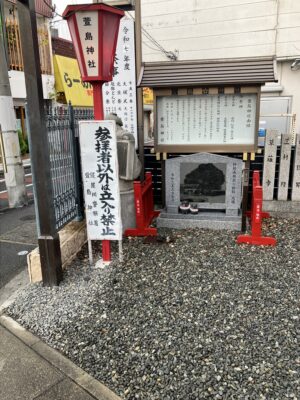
(18, 129, 28, 155)
(25, 135, 29, 154)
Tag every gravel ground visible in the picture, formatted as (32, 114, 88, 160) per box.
(5, 218, 300, 400)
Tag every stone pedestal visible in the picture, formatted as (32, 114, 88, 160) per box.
(263, 200, 300, 218)
(158, 153, 244, 231)
(120, 189, 136, 232)
(158, 211, 242, 230)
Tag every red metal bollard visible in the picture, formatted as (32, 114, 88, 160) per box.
(124, 172, 160, 237)
(237, 171, 276, 246)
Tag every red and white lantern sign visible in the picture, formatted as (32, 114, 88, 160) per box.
(63, 4, 124, 83)
(63, 3, 125, 263)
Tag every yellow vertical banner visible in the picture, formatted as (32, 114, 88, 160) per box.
(143, 87, 153, 105)
(53, 55, 93, 107)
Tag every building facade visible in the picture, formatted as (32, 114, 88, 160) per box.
(140, 0, 300, 137)
(1, 0, 54, 134)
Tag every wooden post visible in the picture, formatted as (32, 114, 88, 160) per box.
(17, 0, 62, 286)
(277, 134, 292, 201)
(291, 134, 300, 201)
(262, 130, 278, 201)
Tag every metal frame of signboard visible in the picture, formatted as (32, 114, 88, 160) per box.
(153, 86, 261, 153)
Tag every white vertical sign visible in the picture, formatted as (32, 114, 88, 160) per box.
(277, 134, 292, 201)
(102, 19, 137, 144)
(75, 11, 99, 77)
(263, 130, 278, 201)
(79, 121, 122, 240)
(292, 134, 300, 201)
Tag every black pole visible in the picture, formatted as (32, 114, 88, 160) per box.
(135, 0, 145, 180)
(68, 102, 84, 221)
(17, 0, 62, 286)
(0, 0, 8, 66)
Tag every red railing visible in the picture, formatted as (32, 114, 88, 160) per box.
(125, 172, 160, 237)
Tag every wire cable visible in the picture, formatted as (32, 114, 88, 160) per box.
(42, 0, 63, 18)
(125, 11, 177, 60)
(143, 41, 165, 52)
(48, 4, 178, 60)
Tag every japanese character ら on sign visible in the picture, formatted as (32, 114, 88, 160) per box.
(79, 121, 122, 240)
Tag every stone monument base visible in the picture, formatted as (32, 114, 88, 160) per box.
(263, 200, 300, 218)
(157, 211, 242, 231)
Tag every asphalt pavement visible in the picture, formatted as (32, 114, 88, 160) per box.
(0, 203, 37, 305)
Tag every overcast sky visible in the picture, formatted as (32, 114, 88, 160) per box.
(52, 0, 92, 40)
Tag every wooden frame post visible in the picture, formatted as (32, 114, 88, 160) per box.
(17, 0, 62, 286)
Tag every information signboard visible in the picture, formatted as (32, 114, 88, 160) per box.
(103, 19, 137, 144)
(155, 90, 260, 153)
(79, 120, 122, 241)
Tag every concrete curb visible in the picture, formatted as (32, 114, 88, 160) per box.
(0, 315, 122, 400)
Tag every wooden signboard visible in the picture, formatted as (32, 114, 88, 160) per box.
(154, 87, 260, 153)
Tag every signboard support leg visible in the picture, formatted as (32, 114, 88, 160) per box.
(161, 159, 166, 208)
(118, 240, 123, 263)
(241, 156, 250, 232)
(88, 240, 93, 266)
(92, 82, 111, 263)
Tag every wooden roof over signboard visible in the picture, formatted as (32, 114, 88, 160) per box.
(138, 57, 277, 88)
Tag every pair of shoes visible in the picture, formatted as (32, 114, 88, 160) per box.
(190, 204, 199, 215)
(178, 201, 190, 214)
(178, 202, 199, 214)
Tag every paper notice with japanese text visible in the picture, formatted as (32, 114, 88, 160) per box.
(79, 121, 122, 240)
(157, 93, 257, 146)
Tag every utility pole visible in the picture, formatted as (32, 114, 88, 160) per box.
(0, 1, 27, 208)
(17, 0, 62, 286)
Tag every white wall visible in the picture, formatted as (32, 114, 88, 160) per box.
(261, 61, 300, 136)
(141, 0, 300, 61)
(279, 61, 300, 135)
(9, 71, 55, 102)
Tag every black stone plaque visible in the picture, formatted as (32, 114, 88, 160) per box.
(180, 163, 226, 203)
